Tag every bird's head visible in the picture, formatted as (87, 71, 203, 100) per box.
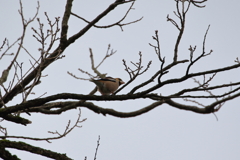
(115, 78, 125, 85)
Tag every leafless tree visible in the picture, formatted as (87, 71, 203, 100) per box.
(0, 0, 240, 159)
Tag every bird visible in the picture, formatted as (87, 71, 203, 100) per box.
(90, 77, 125, 95)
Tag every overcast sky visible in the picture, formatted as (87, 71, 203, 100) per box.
(1, 0, 240, 160)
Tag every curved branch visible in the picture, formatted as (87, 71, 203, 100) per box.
(71, 1, 142, 31)
(29, 100, 164, 118)
(0, 93, 157, 116)
(81, 101, 163, 117)
(208, 91, 240, 112)
(164, 98, 210, 113)
(67, 1, 134, 45)
(165, 89, 240, 114)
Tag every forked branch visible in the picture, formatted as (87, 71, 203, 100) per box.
(71, 1, 141, 31)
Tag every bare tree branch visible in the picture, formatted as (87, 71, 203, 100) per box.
(94, 135, 100, 160)
(0, 109, 85, 142)
(71, 1, 141, 31)
(1, 0, 130, 107)
(2, 0, 240, 159)
(0, 140, 73, 160)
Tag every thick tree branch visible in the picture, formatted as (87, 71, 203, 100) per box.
(0, 93, 152, 116)
(81, 101, 163, 117)
(60, 0, 72, 44)
(1, 114, 31, 126)
(0, 140, 72, 160)
(0, 144, 20, 160)
(164, 98, 211, 113)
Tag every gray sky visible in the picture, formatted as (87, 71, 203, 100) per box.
(1, 0, 240, 159)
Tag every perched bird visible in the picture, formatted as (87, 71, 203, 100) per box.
(90, 77, 125, 95)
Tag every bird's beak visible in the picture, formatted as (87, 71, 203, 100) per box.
(120, 81, 125, 84)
